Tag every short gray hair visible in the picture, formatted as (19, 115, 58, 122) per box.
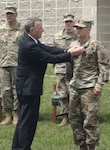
(25, 17, 42, 33)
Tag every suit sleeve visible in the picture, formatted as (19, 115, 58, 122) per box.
(22, 42, 71, 64)
(39, 43, 66, 54)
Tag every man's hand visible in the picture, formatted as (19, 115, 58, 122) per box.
(93, 87, 101, 95)
(68, 45, 85, 56)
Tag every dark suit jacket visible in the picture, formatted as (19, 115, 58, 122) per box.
(16, 34, 71, 96)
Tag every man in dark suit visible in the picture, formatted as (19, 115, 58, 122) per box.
(12, 17, 84, 150)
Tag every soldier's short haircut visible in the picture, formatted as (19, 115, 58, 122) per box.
(25, 17, 42, 33)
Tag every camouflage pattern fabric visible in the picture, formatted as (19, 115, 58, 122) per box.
(69, 87, 100, 146)
(0, 67, 18, 110)
(53, 28, 77, 114)
(54, 29, 77, 75)
(69, 37, 109, 89)
(0, 21, 23, 111)
(56, 73, 69, 114)
(0, 22, 22, 67)
(68, 37, 109, 146)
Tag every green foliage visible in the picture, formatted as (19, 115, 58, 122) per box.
(0, 65, 110, 150)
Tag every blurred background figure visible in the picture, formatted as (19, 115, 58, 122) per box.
(0, 5, 22, 125)
(53, 14, 77, 126)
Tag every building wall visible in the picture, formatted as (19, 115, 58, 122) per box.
(0, 0, 96, 44)
(97, 0, 110, 52)
(0, 0, 110, 51)
(82, 0, 97, 40)
(0, 0, 83, 44)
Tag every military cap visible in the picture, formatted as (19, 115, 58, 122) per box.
(5, 6, 17, 14)
(74, 18, 94, 27)
(63, 14, 74, 22)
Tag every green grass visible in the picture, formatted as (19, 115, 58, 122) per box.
(0, 64, 110, 150)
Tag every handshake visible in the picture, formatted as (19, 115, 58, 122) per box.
(67, 45, 85, 56)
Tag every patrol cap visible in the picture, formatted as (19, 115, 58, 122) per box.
(63, 14, 74, 22)
(74, 18, 94, 28)
(5, 6, 17, 14)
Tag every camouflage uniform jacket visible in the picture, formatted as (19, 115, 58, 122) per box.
(69, 37, 109, 90)
(0, 21, 22, 67)
(54, 28, 77, 74)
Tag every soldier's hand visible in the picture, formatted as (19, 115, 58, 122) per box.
(68, 45, 85, 56)
(93, 87, 101, 95)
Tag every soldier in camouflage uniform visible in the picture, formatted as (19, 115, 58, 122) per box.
(0, 6, 23, 125)
(53, 14, 77, 126)
(68, 19, 109, 150)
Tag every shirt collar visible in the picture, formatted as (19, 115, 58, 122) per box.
(28, 34, 38, 44)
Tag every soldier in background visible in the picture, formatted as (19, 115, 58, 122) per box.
(0, 5, 22, 125)
(68, 19, 109, 150)
(53, 14, 77, 126)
